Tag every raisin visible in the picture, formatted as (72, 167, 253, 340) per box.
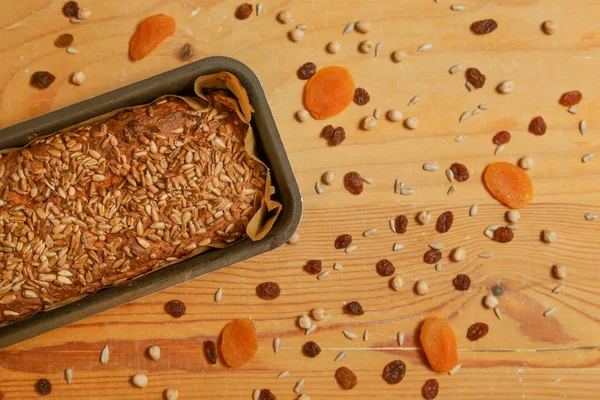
(395, 215, 408, 234)
(344, 171, 364, 195)
(334, 234, 352, 249)
(382, 360, 406, 384)
(424, 249, 442, 264)
(376, 259, 395, 277)
(304, 260, 322, 274)
(449, 163, 470, 182)
(452, 274, 471, 291)
(297, 62, 317, 80)
(329, 127, 346, 146)
(466, 67, 486, 88)
(354, 87, 370, 105)
(422, 379, 440, 399)
(436, 211, 454, 233)
(235, 3, 253, 20)
(302, 341, 321, 358)
(346, 301, 364, 315)
(30, 71, 56, 89)
(164, 299, 186, 318)
(256, 282, 280, 300)
(258, 389, 276, 400)
(491, 284, 505, 296)
(493, 227, 514, 243)
(471, 19, 498, 34)
(321, 125, 335, 139)
(36, 379, 52, 396)
(54, 33, 74, 48)
(180, 44, 193, 61)
(335, 367, 358, 390)
(492, 131, 511, 145)
(62, 1, 79, 17)
(467, 322, 489, 341)
(529, 116, 547, 135)
(203, 340, 218, 364)
(559, 90, 582, 107)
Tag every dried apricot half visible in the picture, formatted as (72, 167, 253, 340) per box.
(220, 319, 258, 368)
(129, 14, 176, 61)
(420, 317, 458, 373)
(304, 66, 355, 120)
(483, 162, 533, 209)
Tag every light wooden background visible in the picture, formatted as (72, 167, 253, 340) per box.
(1, 0, 599, 399)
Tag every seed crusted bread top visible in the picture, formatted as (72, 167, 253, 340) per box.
(0, 95, 266, 325)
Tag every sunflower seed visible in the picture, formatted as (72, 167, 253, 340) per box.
(429, 242, 445, 250)
(472, 108, 482, 116)
(296, 23, 308, 31)
(465, 81, 475, 92)
(306, 324, 317, 335)
(487, 224, 502, 231)
(568, 106, 578, 114)
(495, 144, 505, 155)
(580, 120, 587, 135)
(64, 368, 73, 384)
(445, 169, 454, 182)
(315, 182, 324, 194)
(447, 185, 456, 195)
(343, 22, 355, 35)
(277, 370, 290, 379)
(343, 330, 357, 340)
(100, 345, 109, 364)
(553, 284, 564, 294)
(394, 179, 404, 194)
(70, 17, 82, 24)
(333, 262, 343, 271)
(345, 244, 358, 254)
(253, 390, 261, 400)
(364, 329, 369, 341)
(66, 47, 80, 54)
(479, 103, 488, 110)
(335, 351, 347, 362)
(544, 307, 558, 317)
(585, 213, 597, 221)
(459, 111, 471, 123)
(373, 108, 381, 119)
(400, 187, 414, 195)
(494, 307, 503, 320)
(256, 3, 263, 16)
(214, 288, 223, 302)
(397, 331, 405, 346)
(363, 228, 377, 237)
(484, 229, 494, 239)
(423, 162, 439, 171)
(479, 252, 493, 259)
(273, 337, 281, 353)
(455, 134, 467, 142)
(417, 43, 432, 52)
(393, 243, 405, 251)
(375, 42, 384, 58)
(582, 152, 594, 163)
(449, 64, 462, 74)
(451, 4, 465, 11)
(361, 175, 373, 184)
(408, 95, 421, 107)
(448, 363, 462, 375)
(435, 263, 443, 271)
(317, 271, 330, 280)
(507, 224, 518, 230)
(470, 204, 478, 216)
(293, 379, 305, 394)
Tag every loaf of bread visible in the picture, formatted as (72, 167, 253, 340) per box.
(0, 94, 267, 325)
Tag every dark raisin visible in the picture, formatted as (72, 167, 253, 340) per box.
(180, 44, 193, 61)
(382, 360, 406, 384)
(304, 260, 322, 274)
(449, 163, 470, 182)
(436, 211, 454, 233)
(346, 301, 364, 315)
(203, 340, 218, 364)
(335, 367, 358, 390)
(493, 227, 514, 243)
(492, 131, 511, 145)
(334, 234, 352, 249)
(302, 341, 321, 358)
(54, 33, 74, 48)
(529, 116, 547, 135)
(344, 171, 364, 195)
(471, 19, 498, 34)
(235, 3, 253, 20)
(424, 249, 442, 264)
(36, 379, 52, 396)
(329, 127, 346, 146)
(466, 67, 486, 88)
(354, 87, 370, 105)
(422, 379, 440, 399)
(62, 1, 79, 17)
(321, 124, 335, 139)
(30, 71, 56, 89)
(491, 284, 505, 296)
(376, 259, 395, 277)
(297, 62, 317, 80)
(452, 274, 471, 291)
(164, 299, 186, 318)
(467, 322, 489, 341)
(559, 90, 582, 107)
(395, 215, 408, 234)
(256, 282, 280, 300)
(258, 389, 277, 400)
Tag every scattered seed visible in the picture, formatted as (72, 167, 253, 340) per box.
(472, 108, 482, 116)
(397, 331, 405, 346)
(100, 345, 109, 364)
(519, 156, 534, 170)
(364, 329, 369, 341)
(306, 324, 317, 335)
(288, 232, 301, 245)
(273, 338, 281, 353)
(415, 280, 429, 295)
(343, 22, 355, 35)
(362, 115, 378, 130)
(394, 179, 404, 194)
(214, 288, 223, 302)
(71, 71, 86, 85)
(293, 379, 305, 394)
(582, 152, 594, 163)
(418, 210, 432, 225)
(435, 263, 443, 271)
(333, 262, 343, 271)
(494, 307, 503, 320)
(64, 368, 73, 384)
(405, 117, 419, 129)
(447, 185, 456, 195)
(393, 243, 405, 251)
(459, 111, 471, 123)
(456, 134, 467, 142)
(289, 28, 305, 42)
(363, 228, 377, 237)
(553, 265, 568, 280)
(327, 40, 341, 54)
(401, 187, 414, 195)
(335, 351, 347, 362)
(584, 213, 597, 221)
(544, 307, 558, 317)
(449, 64, 462, 74)
(417, 43, 432, 52)
(451, 4, 465, 11)
(66, 46, 80, 54)
(543, 20, 557, 35)
(448, 363, 462, 375)
(479, 252, 493, 259)
(148, 345, 161, 361)
(315, 181, 324, 194)
(392, 50, 408, 63)
(498, 80, 515, 94)
(256, 3, 263, 16)
(345, 244, 358, 254)
(362, 175, 373, 184)
(429, 242, 445, 250)
(70, 17, 82, 24)
(277, 370, 290, 379)
(355, 20, 372, 33)
(253, 389, 261, 400)
(484, 229, 494, 239)
(317, 270, 330, 280)
(451, 247, 467, 262)
(343, 330, 357, 340)
(278, 10, 293, 24)
(389, 219, 397, 233)
(423, 162, 439, 171)
(373, 108, 381, 119)
(296, 109, 310, 122)
(469, 204, 478, 217)
(375, 42, 384, 57)
(580, 120, 587, 135)
(408, 95, 421, 106)
(495, 144, 505, 155)
(133, 373, 148, 388)
(387, 109, 403, 121)
(445, 169, 454, 182)
(390, 276, 404, 290)
(359, 40, 374, 53)
(553, 284, 565, 294)
(465, 81, 475, 92)
(568, 106, 578, 114)
(542, 229, 557, 243)
(296, 23, 308, 31)
(484, 295, 499, 309)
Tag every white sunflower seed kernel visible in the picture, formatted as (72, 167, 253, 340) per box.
(449, 64, 462, 74)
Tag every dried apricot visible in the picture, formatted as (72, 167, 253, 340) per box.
(483, 162, 533, 209)
(220, 319, 258, 368)
(304, 66, 355, 119)
(420, 317, 458, 373)
(129, 14, 176, 61)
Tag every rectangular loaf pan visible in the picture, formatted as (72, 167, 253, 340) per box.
(0, 56, 302, 349)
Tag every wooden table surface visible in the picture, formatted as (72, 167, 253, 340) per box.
(1, 0, 599, 399)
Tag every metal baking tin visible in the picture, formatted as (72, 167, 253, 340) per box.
(0, 56, 302, 349)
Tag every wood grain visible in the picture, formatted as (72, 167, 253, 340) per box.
(1, 0, 599, 399)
